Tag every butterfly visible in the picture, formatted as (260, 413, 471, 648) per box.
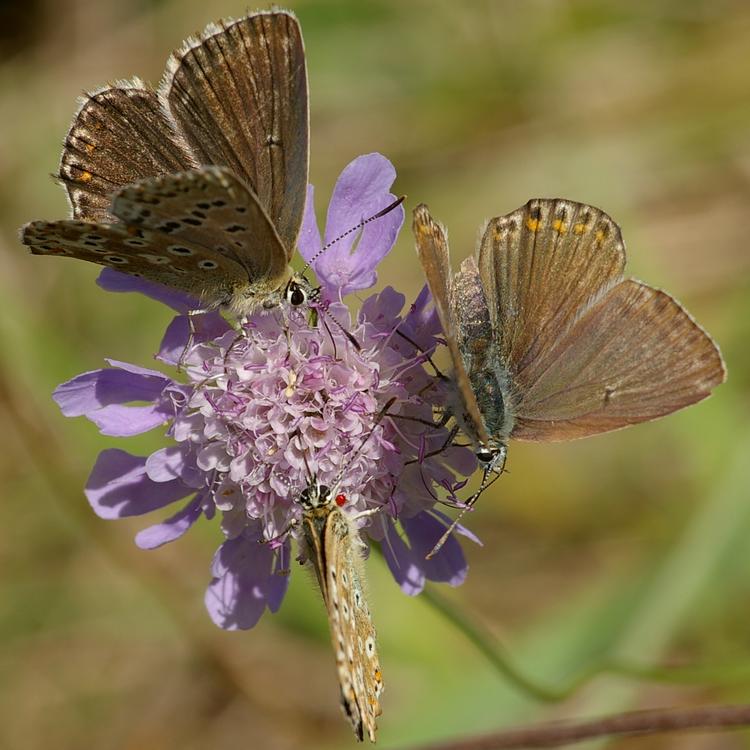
(298, 480, 384, 743)
(414, 199, 726, 518)
(21, 11, 313, 314)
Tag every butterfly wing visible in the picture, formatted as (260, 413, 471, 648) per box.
(323, 509, 383, 743)
(477, 199, 626, 381)
(413, 204, 492, 446)
(161, 11, 308, 258)
(510, 279, 726, 440)
(113, 167, 290, 298)
(59, 80, 196, 222)
(21, 218, 248, 306)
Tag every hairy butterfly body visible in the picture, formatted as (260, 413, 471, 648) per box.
(299, 482, 383, 743)
(21, 11, 312, 314)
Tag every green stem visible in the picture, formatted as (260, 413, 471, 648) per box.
(419, 584, 750, 703)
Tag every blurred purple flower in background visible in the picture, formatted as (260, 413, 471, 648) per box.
(54, 154, 476, 630)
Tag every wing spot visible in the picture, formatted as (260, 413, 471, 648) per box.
(198, 259, 219, 270)
(104, 255, 128, 264)
(225, 224, 246, 233)
(552, 219, 567, 234)
(526, 217, 539, 232)
(182, 217, 203, 226)
(168, 246, 194, 256)
(138, 253, 171, 265)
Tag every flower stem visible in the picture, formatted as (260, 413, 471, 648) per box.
(419, 585, 750, 702)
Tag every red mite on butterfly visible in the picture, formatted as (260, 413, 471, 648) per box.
(335, 494, 347, 507)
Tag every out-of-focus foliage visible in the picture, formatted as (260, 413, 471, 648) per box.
(1, 1, 748, 748)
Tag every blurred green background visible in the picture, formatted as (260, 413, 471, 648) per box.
(2, 1, 749, 748)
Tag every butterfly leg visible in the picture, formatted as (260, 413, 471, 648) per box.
(179, 308, 213, 371)
(261, 517, 299, 545)
(394, 327, 446, 380)
(424, 456, 506, 560)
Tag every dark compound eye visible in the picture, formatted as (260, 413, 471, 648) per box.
(476, 447, 494, 465)
(289, 286, 306, 306)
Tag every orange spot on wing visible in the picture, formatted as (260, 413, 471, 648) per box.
(552, 219, 567, 234)
(525, 217, 539, 232)
(79, 171, 92, 182)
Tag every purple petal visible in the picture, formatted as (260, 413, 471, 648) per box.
(403, 512, 468, 587)
(85, 449, 193, 519)
(205, 532, 291, 630)
(398, 284, 443, 352)
(157, 312, 232, 365)
(381, 512, 468, 595)
(381, 521, 426, 596)
(313, 154, 404, 297)
(97, 268, 199, 313)
(135, 494, 205, 549)
(298, 184, 323, 262)
(53, 366, 173, 436)
(89, 404, 173, 437)
(54, 366, 170, 415)
(146, 446, 189, 482)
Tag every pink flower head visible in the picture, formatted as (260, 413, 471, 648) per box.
(55, 155, 477, 630)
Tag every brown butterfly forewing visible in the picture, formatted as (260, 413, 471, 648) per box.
(22, 11, 311, 314)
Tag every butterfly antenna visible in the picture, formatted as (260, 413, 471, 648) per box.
(300, 195, 405, 277)
(316, 303, 362, 351)
(424, 465, 503, 560)
(330, 396, 397, 493)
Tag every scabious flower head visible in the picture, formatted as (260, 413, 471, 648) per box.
(55, 154, 477, 629)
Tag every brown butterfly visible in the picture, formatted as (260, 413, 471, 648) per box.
(299, 480, 384, 743)
(21, 11, 313, 313)
(414, 199, 726, 532)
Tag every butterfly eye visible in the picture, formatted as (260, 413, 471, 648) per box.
(287, 283, 307, 306)
(335, 493, 347, 507)
(475, 446, 495, 465)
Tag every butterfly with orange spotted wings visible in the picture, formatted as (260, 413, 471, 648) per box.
(21, 11, 314, 313)
(414, 199, 726, 551)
